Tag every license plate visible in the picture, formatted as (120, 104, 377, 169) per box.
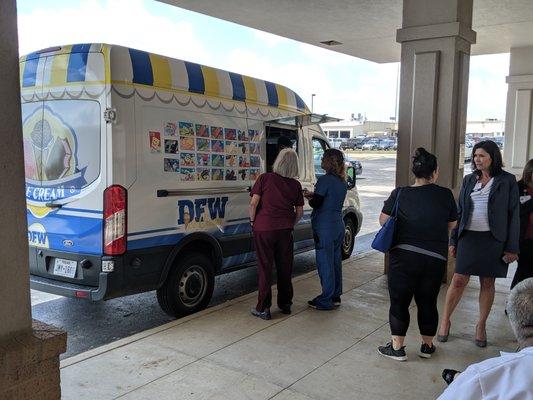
(53, 258, 77, 278)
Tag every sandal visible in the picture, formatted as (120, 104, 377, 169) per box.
(437, 321, 451, 342)
(475, 324, 487, 348)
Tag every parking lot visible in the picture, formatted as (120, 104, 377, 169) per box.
(346, 151, 397, 235)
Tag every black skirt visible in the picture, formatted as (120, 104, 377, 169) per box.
(455, 230, 508, 278)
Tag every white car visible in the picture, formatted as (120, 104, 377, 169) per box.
(329, 138, 345, 149)
(362, 139, 380, 150)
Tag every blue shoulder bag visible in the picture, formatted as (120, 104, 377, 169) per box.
(371, 188, 402, 253)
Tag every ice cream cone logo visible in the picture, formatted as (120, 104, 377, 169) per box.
(23, 107, 77, 182)
(23, 106, 87, 217)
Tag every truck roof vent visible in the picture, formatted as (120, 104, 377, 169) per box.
(320, 40, 342, 46)
(37, 46, 62, 54)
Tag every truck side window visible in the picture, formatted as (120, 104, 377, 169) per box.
(312, 138, 329, 178)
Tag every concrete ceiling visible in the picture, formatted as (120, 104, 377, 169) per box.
(159, 0, 533, 63)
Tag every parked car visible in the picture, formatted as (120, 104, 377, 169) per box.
(362, 138, 380, 150)
(465, 141, 474, 161)
(329, 138, 346, 149)
(341, 138, 365, 150)
(356, 137, 371, 149)
(377, 139, 396, 150)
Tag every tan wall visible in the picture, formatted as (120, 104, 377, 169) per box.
(0, 0, 32, 338)
(396, 0, 474, 193)
(505, 46, 533, 176)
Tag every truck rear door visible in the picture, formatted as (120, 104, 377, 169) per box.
(22, 47, 107, 286)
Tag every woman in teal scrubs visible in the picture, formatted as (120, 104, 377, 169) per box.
(305, 149, 347, 310)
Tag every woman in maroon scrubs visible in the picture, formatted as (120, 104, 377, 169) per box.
(249, 148, 304, 320)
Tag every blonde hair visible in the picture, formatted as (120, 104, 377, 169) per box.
(273, 148, 299, 178)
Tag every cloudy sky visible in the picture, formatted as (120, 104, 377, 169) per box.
(17, 0, 510, 121)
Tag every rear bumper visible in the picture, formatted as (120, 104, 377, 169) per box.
(29, 246, 121, 300)
(29, 244, 173, 301)
(30, 272, 109, 301)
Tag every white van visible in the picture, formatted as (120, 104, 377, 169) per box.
(20, 44, 362, 317)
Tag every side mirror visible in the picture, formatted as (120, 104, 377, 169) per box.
(346, 166, 356, 190)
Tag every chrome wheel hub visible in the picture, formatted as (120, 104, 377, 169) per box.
(178, 265, 207, 307)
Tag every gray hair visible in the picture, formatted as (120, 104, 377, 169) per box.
(507, 278, 533, 348)
(273, 148, 299, 178)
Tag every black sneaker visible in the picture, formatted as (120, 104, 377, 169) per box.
(378, 342, 407, 361)
(307, 299, 333, 311)
(279, 305, 291, 315)
(251, 308, 271, 320)
(307, 300, 318, 309)
(332, 297, 341, 307)
(419, 343, 436, 359)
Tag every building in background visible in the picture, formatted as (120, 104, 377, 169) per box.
(466, 119, 505, 137)
(321, 120, 398, 139)
(321, 118, 504, 140)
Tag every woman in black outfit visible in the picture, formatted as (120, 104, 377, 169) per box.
(378, 148, 458, 361)
(511, 159, 533, 289)
(438, 141, 520, 347)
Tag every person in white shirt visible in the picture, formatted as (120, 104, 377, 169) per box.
(437, 278, 533, 400)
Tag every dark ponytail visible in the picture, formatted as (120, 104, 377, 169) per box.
(412, 147, 438, 180)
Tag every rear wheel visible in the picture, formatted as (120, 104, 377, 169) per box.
(342, 218, 356, 260)
(157, 253, 215, 318)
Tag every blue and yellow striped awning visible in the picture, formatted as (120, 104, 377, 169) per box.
(20, 44, 106, 88)
(20, 44, 308, 113)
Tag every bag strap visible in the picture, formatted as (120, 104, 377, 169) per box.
(391, 188, 402, 218)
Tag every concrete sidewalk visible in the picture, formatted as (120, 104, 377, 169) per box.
(60, 252, 516, 400)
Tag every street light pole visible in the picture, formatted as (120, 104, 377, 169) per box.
(311, 93, 316, 112)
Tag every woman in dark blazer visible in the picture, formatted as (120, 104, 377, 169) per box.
(437, 140, 520, 347)
(511, 159, 533, 289)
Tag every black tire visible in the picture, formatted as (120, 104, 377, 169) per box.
(342, 218, 356, 260)
(157, 253, 215, 318)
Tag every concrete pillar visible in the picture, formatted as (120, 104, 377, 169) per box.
(389, 0, 476, 280)
(0, 0, 31, 340)
(504, 47, 533, 177)
(396, 0, 476, 191)
(0, 2, 66, 399)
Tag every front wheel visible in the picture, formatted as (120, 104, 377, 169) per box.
(342, 218, 356, 260)
(157, 253, 215, 318)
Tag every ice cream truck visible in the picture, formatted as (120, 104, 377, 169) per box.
(20, 44, 362, 317)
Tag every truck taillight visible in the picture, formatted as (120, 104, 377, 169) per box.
(103, 185, 127, 255)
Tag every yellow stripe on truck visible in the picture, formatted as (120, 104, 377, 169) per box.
(242, 75, 257, 103)
(275, 84, 289, 111)
(48, 45, 72, 86)
(149, 53, 172, 88)
(200, 65, 220, 97)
